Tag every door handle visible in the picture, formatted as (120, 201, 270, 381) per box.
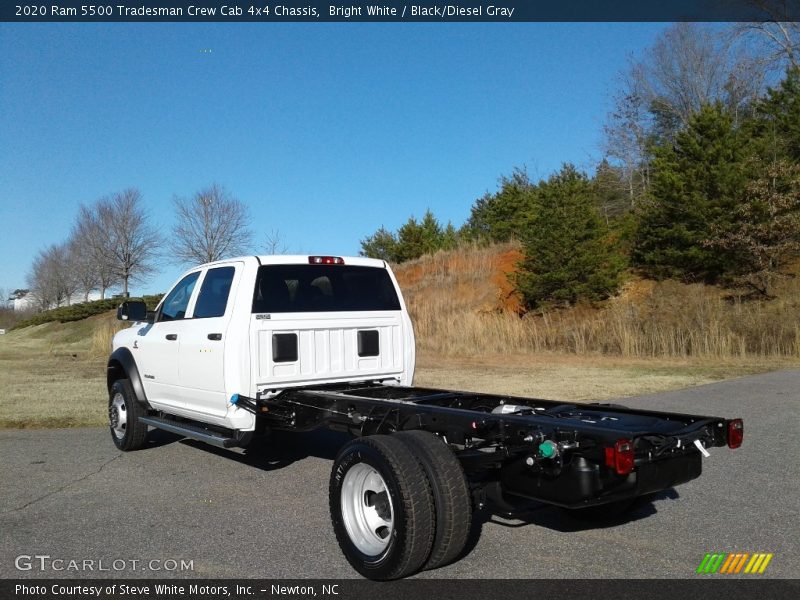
(208, 333, 222, 341)
(165, 334, 178, 341)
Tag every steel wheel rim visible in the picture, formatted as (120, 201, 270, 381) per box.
(110, 393, 127, 439)
(340, 463, 394, 556)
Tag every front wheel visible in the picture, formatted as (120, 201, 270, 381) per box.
(108, 379, 148, 451)
(329, 435, 434, 580)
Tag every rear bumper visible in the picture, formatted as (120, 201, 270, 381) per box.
(500, 452, 703, 508)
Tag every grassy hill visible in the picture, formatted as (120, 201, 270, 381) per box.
(0, 312, 125, 428)
(394, 242, 800, 360)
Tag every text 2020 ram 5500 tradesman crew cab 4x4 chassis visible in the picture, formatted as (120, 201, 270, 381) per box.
(107, 255, 744, 580)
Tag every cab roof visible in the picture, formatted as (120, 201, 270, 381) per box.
(197, 255, 388, 269)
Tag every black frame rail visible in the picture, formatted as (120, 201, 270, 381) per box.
(256, 382, 731, 468)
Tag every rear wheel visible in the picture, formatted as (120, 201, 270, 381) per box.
(108, 379, 148, 451)
(329, 435, 434, 580)
(395, 430, 472, 570)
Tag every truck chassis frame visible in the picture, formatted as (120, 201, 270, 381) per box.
(239, 382, 735, 509)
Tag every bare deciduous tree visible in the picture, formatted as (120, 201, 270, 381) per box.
(263, 228, 288, 254)
(733, 1, 800, 71)
(27, 243, 78, 309)
(60, 242, 81, 305)
(603, 87, 652, 207)
(604, 23, 769, 206)
(640, 24, 765, 131)
(67, 234, 99, 302)
(74, 204, 118, 299)
(96, 189, 161, 297)
(170, 184, 253, 265)
(27, 254, 50, 310)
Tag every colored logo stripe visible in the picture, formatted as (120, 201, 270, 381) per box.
(720, 553, 748, 573)
(697, 553, 726, 573)
(719, 553, 737, 573)
(697, 553, 773, 574)
(745, 553, 774, 574)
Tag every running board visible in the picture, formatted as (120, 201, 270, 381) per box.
(139, 416, 240, 448)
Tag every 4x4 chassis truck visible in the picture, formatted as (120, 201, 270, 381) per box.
(107, 255, 744, 580)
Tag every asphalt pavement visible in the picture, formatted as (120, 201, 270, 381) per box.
(1, 370, 798, 579)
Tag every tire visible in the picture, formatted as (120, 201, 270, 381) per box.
(395, 430, 472, 570)
(108, 379, 148, 451)
(329, 435, 435, 580)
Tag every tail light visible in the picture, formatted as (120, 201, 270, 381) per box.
(605, 438, 635, 475)
(727, 419, 744, 449)
(309, 256, 344, 265)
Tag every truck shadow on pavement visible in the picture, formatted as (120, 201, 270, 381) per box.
(147, 428, 681, 565)
(458, 489, 681, 562)
(494, 489, 677, 529)
(175, 428, 351, 471)
(459, 488, 679, 560)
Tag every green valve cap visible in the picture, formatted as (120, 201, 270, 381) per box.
(539, 440, 557, 458)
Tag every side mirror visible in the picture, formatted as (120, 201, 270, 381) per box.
(117, 300, 148, 322)
(146, 310, 156, 324)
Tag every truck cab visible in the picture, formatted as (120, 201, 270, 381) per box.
(110, 255, 415, 432)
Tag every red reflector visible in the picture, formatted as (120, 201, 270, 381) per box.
(604, 447, 615, 468)
(605, 439, 635, 475)
(309, 256, 345, 265)
(727, 419, 743, 449)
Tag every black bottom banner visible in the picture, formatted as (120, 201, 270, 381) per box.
(2, 579, 799, 600)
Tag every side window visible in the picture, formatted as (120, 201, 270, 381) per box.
(158, 272, 200, 322)
(193, 267, 236, 319)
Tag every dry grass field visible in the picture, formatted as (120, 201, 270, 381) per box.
(414, 351, 778, 401)
(0, 313, 124, 428)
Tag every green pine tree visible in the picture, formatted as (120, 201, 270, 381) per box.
(750, 66, 800, 163)
(633, 103, 753, 282)
(359, 226, 398, 262)
(464, 168, 538, 242)
(441, 222, 459, 250)
(516, 164, 625, 309)
(419, 210, 444, 255)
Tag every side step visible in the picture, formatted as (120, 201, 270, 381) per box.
(139, 416, 241, 448)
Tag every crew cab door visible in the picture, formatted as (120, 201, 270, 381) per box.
(135, 270, 201, 410)
(178, 263, 241, 417)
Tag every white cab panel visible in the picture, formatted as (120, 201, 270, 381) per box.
(251, 312, 405, 390)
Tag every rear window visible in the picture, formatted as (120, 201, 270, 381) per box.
(252, 265, 401, 313)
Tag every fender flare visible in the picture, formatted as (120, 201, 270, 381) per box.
(107, 347, 151, 409)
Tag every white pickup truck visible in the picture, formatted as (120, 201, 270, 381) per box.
(108, 255, 743, 580)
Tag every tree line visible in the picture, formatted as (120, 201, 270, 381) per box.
(359, 211, 460, 263)
(360, 21, 800, 310)
(23, 185, 257, 311)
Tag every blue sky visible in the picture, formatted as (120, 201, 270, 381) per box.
(0, 23, 668, 295)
